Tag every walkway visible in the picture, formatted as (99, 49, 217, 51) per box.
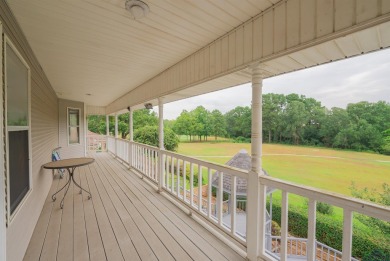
(24, 152, 245, 261)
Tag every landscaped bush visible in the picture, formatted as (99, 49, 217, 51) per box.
(362, 249, 390, 261)
(316, 202, 334, 215)
(233, 136, 251, 143)
(268, 201, 390, 259)
(134, 126, 179, 151)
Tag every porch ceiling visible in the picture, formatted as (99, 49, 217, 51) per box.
(7, 0, 276, 106)
(7, 0, 390, 113)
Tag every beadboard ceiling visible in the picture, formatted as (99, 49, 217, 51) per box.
(7, 0, 390, 112)
(7, 0, 277, 106)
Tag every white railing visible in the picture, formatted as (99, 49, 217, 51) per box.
(161, 149, 248, 245)
(132, 142, 159, 183)
(259, 175, 390, 261)
(106, 138, 390, 261)
(269, 236, 359, 261)
(107, 138, 248, 244)
(116, 138, 129, 163)
(87, 133, 107, 151)
(107, 136, 115, 153)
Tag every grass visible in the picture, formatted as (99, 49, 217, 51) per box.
(178, 142, 390, 196)
(177, 142, 390, 257)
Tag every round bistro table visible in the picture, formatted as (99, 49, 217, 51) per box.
(43, 157, 95, 209)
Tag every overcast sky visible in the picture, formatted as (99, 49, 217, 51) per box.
(159, 49, 390, 120)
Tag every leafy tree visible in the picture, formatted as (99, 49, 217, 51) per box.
(210, 109, 227, 140)
(282, 101, 309, 144)
(320, 108, 350, 146)
(263, 94, 285, 143)
(192, 106, 211, 141)
(88, 115, 107, 134)
(133, 109, 158, 130)
(133, 126, 179, 151)
(174, 110, 196, 140)
(381, 129, 390, 155)
(225, 106, 251, 138)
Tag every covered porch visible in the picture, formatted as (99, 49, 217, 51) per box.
(24, 152, 245, 261)
(1, 0, 390, 260)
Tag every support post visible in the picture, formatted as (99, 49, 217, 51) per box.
(128, 108, 133, 168)
(247, 65, 263, 261)
(106, 115, 110, 153)
(106, 115, 109, 136)
(158, 98, 165, 192)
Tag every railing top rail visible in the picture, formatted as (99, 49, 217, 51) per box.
(260, 175, 390, 221)
(131, 140, 160, 151)
(163, 149, 248, 179)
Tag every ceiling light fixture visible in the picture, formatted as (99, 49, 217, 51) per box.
(144, 103, 153, 110)
(125, 0, 150, 20)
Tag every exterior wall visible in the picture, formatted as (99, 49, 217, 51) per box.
(0, 1, 59, 260)
(59, 99, 85, 158)
(107, 0, 390, 114)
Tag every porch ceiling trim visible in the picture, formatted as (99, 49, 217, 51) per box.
(106, 0, 390, 114)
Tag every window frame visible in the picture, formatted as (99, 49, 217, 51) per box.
(67, 107, 81, 145)
(4, 36, 32, 223)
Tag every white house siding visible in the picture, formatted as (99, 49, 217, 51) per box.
(106, 0, 390, 114)
(58, 99, 85, 159)
(0, 1, 59, 260)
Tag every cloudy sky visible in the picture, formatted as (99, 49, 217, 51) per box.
(160, 49, 390, 120)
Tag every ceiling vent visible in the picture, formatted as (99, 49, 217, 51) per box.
(125, 0, 150, 20)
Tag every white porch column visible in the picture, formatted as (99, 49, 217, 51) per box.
(115, 114, 119, 138)
(158, 97, 165, 192)
(129, 109, 133, 142)
(247, 65, 263, 260)
(128, 108, 133, 168)
(106, 115, 109, 136)
(115, 114, 118, 156)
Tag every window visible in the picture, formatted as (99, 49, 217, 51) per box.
(5, 39, 31, 218)
(68, 108, 80, 144)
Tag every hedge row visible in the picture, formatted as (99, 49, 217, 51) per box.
(269, 202, 390, 260)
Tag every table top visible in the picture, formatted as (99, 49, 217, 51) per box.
(43, 157, 95, 169)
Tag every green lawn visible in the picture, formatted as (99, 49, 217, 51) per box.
(177, 142, 390, 257)
(178, 142, 390, 196)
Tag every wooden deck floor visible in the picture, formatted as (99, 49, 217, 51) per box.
(24, 152, 245, 261)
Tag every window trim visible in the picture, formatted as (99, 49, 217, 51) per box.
(67, 107, 81, 145)
(4, 36, 32, 223)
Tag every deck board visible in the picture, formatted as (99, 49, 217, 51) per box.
(24, 152, 246, 261)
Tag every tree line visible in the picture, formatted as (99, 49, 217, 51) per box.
(88, 93, 390, 154)
(171, 93, 390, 154)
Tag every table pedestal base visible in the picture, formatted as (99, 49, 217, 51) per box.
(51, 167, 91, 209)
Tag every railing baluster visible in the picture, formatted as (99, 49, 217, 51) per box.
(307, 199, 317, 261)
(171, 156, 174, 192)
(231, 175, 237, 235)
(258, 182, 267, 256)
(165, 156, 169, 189)
(342, 209, 353, 261)
(207, 168, 212, 218)
(218, 172, 223, 226)
(177, 159, 180, 196)
(198, 165, 202, 212)
(155, 151, 158, 181)
(281, 191, 288, 261)
(190, 163, 194, 206)
(183, 161, 187, 202)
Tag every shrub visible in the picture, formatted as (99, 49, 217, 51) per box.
(134, 126, 179, 151)
(316, 202, 334, 215)
(362, 249, 390, 261)
(233, 136, 251, 143)
(269, 201, 390, 259)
